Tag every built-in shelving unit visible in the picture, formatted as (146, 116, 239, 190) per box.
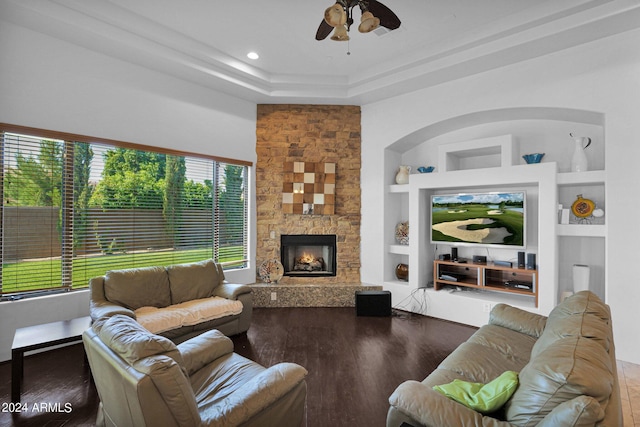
(383, 109, 607, 326)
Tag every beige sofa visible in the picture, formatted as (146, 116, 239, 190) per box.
(83, 314, 307, 427)
(89, 259, 252, 343)
(387, 291, 622, 427)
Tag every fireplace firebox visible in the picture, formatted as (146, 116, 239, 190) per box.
(280, 234, 337, 277)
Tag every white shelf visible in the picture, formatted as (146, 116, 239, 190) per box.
(388, 184, 409, 193)
(389, 244, 410, 255)
(384, 280, 411, 287)
(557, 224, 606, 237)
(557, 170, 606, 186)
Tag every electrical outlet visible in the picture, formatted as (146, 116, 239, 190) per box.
(271, 292, 277, 301)
(483, 303, 492, 313)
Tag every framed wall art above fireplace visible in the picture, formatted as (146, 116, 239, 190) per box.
(282, 161, 336, 215)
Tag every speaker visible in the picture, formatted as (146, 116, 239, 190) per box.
(472, 255, 486, 264)
(526, 253, 536, 270)
(356, 291, 391, 317)
(517, 252, 525, 269)
(451, 247, 458, 261)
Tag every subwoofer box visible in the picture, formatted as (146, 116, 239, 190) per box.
(355, 290, 392, 317)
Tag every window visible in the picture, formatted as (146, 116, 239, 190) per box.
(0, 125, 250, 298)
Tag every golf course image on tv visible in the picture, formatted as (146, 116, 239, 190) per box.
(431, 192, 525, 248)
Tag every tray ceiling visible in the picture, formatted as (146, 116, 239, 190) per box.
(2, 0, 640, 104)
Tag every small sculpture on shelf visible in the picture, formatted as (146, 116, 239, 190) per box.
(570, 194, 595, 224)
(395, 221, 409, 245)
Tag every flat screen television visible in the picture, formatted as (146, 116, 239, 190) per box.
(431, 191, 526, 249)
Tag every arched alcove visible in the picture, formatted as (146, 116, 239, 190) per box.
(387, 107, 605, 153)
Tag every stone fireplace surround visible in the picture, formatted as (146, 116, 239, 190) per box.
(253, 105, 381, 307)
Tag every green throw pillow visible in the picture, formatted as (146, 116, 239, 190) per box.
(433, 371, 519, 414)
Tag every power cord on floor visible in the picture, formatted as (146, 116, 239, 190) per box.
(392, 287, 428, 317)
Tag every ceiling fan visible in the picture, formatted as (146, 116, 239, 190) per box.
(315, 0, 401, 41)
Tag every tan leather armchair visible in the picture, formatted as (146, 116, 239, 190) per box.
(83, 315, 307, 427)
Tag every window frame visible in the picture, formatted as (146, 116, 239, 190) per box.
(0, 123, 252, 298)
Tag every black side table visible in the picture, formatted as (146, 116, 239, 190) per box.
(11, 316, 92, 402)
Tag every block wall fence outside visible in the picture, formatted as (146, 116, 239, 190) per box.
(255, 105, 362, 287)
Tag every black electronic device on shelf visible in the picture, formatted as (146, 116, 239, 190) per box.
(504, 280, 533, 290)
(439, 271, 465, 282)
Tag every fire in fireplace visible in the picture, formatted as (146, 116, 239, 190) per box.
(281, 234, 337, 277)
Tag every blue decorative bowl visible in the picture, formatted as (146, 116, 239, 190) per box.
(417, 166, 435, 173)
(523, 153, 545, 164)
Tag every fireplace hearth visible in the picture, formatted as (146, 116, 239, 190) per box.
(281, 234, 337, 277)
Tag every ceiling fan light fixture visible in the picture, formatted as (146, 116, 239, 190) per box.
(324, 3, 347, 27)
(315, 0, 400, 42)
(330, 25, 350, 41)
(358, 11, 380, 33)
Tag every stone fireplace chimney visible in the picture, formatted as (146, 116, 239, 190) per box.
(256, 104, 361, 285)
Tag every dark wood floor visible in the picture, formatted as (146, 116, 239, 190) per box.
(0, 307, 477, 427)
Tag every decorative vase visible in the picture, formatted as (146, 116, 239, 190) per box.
(570, 133, 591, 172)
(572, 264, 590, 293)
(258, 259, 284, 284)
(395, 263, 408, 281)
(395, 221, 409, 245)
(395, 165, 411, 184)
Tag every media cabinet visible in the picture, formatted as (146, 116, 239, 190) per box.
(433, 260, 538, 307)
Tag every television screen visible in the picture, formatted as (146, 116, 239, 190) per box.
(431, 192, 525, 248)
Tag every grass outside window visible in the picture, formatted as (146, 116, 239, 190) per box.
(1, 246, 242, 294)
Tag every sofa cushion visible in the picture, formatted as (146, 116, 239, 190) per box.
(536, 396, 605, 427)
(505, 292, 614, 426)
(167, 259, 221, 305)
(93, 314, 183, 366)
(530, 290, 611, 360)
(433, 370, 519, 414)
(104, 266, 171, 310)
(435, 324, 535, 385)
(134, 297, 243, 334)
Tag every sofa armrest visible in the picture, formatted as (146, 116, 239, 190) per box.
(489, 303, 547, 338)
(90, 301, 135, 321)
(389, 381, 512, 427)
(89, 276, 135, 321)
(177, 330, 234, 375)
(212, 282, 252, 300)
(201, 362, 307, 426)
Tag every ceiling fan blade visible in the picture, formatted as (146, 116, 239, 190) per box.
(316, 20, 334, 40)
(368, 0, 401, 30)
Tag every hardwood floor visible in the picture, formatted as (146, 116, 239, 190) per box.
(232, 308, 477, 427)
(0, 307, 638, 426)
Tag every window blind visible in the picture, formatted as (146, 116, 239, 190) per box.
(0, 133, 70, 294)
(0, 129, 249, 298)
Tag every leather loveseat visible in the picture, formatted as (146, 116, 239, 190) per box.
(83, 314, 308, 427)
(387, 290, 622, 426)
(89, 259, 252, 343)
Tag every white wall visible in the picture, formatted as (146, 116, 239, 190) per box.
(0, 21, 258, 362)
(361, 28, 640, 364)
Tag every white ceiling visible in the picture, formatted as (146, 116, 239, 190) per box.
(2, 0, 640, 104)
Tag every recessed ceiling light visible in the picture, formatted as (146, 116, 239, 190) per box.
(247, 52, 259, 60)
